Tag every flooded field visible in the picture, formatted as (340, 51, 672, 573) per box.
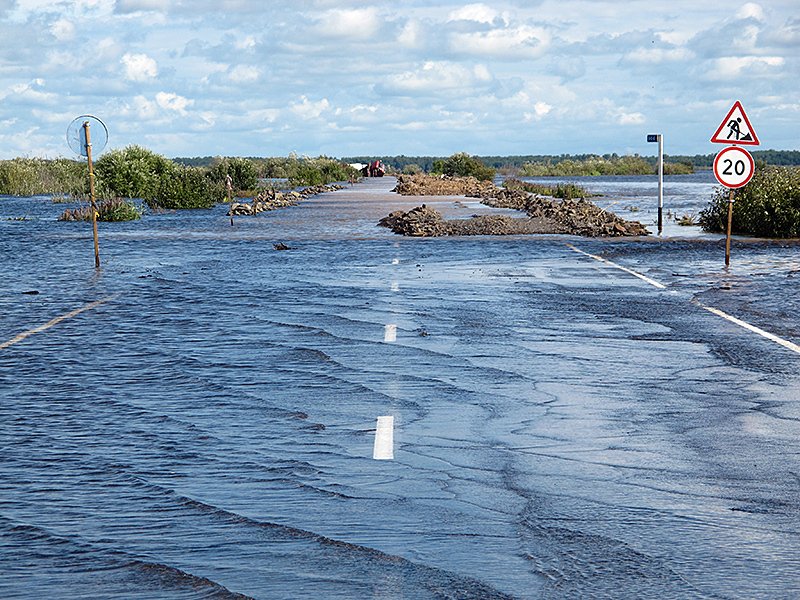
(2, 177, 800, 599)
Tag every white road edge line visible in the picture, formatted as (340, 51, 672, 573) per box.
(698, 304, 800, 356)
(0, 295, 117, 351)
(568, 243, 800, 356)
(567, 244, 667, 289)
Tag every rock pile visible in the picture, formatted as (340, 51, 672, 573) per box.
(228, 184, 345, 216)
(392, 174, 495, 197)
(389, 174, 649, 237)
(378, 204, 447, 236)
(378, 205, 554, 237)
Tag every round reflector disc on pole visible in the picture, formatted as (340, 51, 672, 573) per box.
(67, 115, 108, 157)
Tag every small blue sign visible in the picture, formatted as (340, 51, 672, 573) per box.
(647, 134, 660, 143)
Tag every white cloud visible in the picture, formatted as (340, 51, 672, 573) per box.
(228, 65, 259, 83)
(450, 26, 551, 60)
(398, 19, 422, 48)
(0, 79, 56, 105)
(193, 111, 216, 130)
(234, 35, 256, 51)
(767, 17, 800, 46)
(616, 111, 645, 126)
(247, 108, 280, 124)
(124, 95, 159, 119)
(524, 102, 553, 122)
(50, 18, 75, 41)
(290, 96, 330, 120)
(316, 7, 380, 40)
(447, 4, 505, 25)
(115, 0, 170, 12)
(121, 52, 158, 81)
(737, 2, 765, 21)
(657, 30, 694, 46)
(380, 61, 496, 95)
(623, 47, 694, 64)
(707, 55, 784, 79)
(155, 91, 193, 114)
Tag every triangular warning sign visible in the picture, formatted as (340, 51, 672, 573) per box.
(711, 100, 760, 145)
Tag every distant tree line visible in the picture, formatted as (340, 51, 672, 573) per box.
(339, 150, 800, 173)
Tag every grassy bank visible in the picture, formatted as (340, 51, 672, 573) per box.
(0, 158, 87, 197)
(503, 178, 592, 199)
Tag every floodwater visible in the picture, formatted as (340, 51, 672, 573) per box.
(2, 177, 800, 599)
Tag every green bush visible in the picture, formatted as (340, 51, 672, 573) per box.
(699, 165, 800, 237)
(209, 157, 258, 192)
(663, 162, 694, 175)
(93, 145, 222, 209)
(257, 157, 293, 179)
(432, 152, 495, 181)
(148, 166, 221, 210)
(94, 145, 176, 200)
(287, 156, 357, 187)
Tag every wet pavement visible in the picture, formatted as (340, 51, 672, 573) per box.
(1, 177, 799, 599)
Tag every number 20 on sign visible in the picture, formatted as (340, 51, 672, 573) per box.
(713, 145, 755, 189)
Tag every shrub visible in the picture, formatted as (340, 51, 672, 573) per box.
(94, 145, 176, 200)
(664, 162, 694, 175)
(699, 165, 800, 237)
(432, 152, 495, 181)
(93, 145, 223, 209)
(257, 157, 293, 179)
(147, 166, 222, 210)
(287, 156, 357, 187)
(59, 198, 142, 222)
(209, 157, 259, 192)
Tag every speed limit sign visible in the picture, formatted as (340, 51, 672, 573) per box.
(713, 146, 755, 189)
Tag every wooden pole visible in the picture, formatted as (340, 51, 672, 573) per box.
(83, 121, 101, 268)
(725, 188, 734, 267)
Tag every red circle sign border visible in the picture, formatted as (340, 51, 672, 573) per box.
(713, 146, 755, 189)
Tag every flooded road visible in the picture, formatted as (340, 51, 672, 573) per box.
(2, 177, 800, 599)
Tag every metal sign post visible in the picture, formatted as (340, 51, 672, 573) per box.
(725, 189, 734, 267)
(647, 134, 663, 233)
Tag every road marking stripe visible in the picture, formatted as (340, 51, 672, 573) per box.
(698, 304, 800, 356)
(568, 244, 800, 356)
(373, 416, 394, 460)
(0, 296, 116, 350)
(567, 244, 667, 289)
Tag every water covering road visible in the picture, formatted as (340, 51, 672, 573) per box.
(2, 176, 799, 599)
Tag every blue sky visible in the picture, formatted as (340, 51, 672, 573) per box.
(0, 0, 797, 159)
